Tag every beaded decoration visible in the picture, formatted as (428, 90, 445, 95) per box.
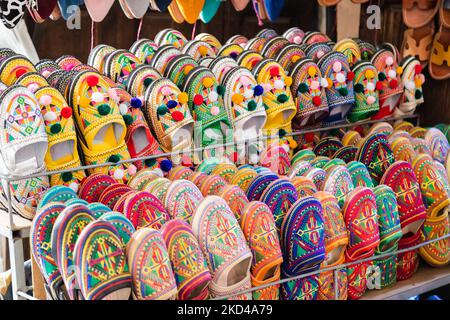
(123, 191, 169, 229)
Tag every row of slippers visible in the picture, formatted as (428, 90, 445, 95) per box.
(0, 27, 424, 219)
(30, 120, 450, 300)
(1, 0, 284, 28)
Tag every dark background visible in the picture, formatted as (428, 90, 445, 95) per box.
(25, 0, 447, 126)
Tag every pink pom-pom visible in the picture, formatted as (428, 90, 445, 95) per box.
(42, 70, 51, 78)
(210, 106, 220, 116)
(293, 36, 302, 44)
(366, 95, 376, 105)
(310, 80, 320, 90)
(107, 88, 119, 102)
(39, 95, 52, 106)
(332, 61, 342, 73)
(27, 83, 39, 93)
(161, 87, 172, 96)
(127, 164, 137, 176)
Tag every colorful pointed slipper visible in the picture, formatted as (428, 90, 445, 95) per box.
(103, 49, 141, 87)
(283, 27, 305, 44)
(98, 183, 132, 209)
(291, 149, 316, 165)
(191, 196, 252, 297)
(281, 196, 325, 275)
(260, 36, 290, 59)
(346, 260, 371, 300)
(127, 168, 161, 190)
(87, 45, 116, 73)
(380, 161, 427, 235)
(317, 258, 347, 300)
(148, 44, 182, 77)
(370, 50, 404, 119)
(314, 192, 348, 266)
(260, 144, 292, 175)
(391, 137, 416, 163)
(198, 174, 228, 197)
(419, 213, 450, 266)
(0, 54, 36, 86)
(167, 165, 193, 181)
(16, 72, 49, 92)
(290, 58, 329, 128)
(123, 191, 169, 229)
(373, 185, 402, 254)
(399, 56, 425, 114)
(51, 204, 95, 300)
(78, 174, 116, 203)
(246, 172, 279, 201)
(230, 168, 257, 192)
(99, 211, 135, 245)
(333, 146, 357, 163)
(413, 153, 450, 217)
(342, 130, 362, 147)
(154, 29, 188, 49)
(112, 190, 136, 213)
(425, 128, 450, 164)
(274, 43, 305, 71)
(160, 219, 212, 300)
(290, 176, 318, 198)
(163, 179, 203, 222)
(37, 185, 77, 211)
(397, 232, 420, 281)
(310, 157, 330, 170)
(304, 43, 333, 62)
(288, 161, 312, 178)
(129, 39, 159, 65)
(304, 167, 327, 190)
(172, 0, 205, 24)
(280, 273, 319, 300)
(31, 203, 67, 300)
(237, 50, 264, 71)
(322, 158, 346, 172)
(163, 54, 199, 88)
(251, 275, 280, 300)
(356, 133, 395, 184)
(323, 165, 354, 208)
(317, 51, 355, 123)
(142, 177, 171, 202)
(373, 248, 398, 289)
(126, 228, 177, 300)
(73, 220, 131, 300)
(217, 185, 249, 220)
(343, 187, 380, 261)
(211, 163, 238, 183)
(333, 39, 362, 67)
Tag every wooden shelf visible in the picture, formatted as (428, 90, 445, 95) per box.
(362, 265, 450, 300)
(0, 209, 31, 239)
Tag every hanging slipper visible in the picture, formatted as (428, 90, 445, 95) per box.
(154, 28, 188, 49)
(419, 213, 450, 266)
(402, 0, 440, 28)
(119, 0, 149, 19)
(163, 179, 203, 222)
(0, 0, 27, 29)
(149, 0, 173, 12)
(200, 0, 222, 23)
(73, 220, 131, 300)
(380, 161, 427, 235)
(191, 196, 252, 298)
(323, 165, 355, 208)
(28, 0, 58, 23)
(161, 219, 212, 300)
(169, 0, 205, 24)
(84, 0, 115, 22)
(123, 191, 169, 229)
(51, 204, 95, 300)
(127, 228, 177, 300)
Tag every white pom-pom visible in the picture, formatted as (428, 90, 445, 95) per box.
(336, 73, 346, 83)
(249, 153, 259, 164)
(310, 80, 320, 90)
(91, 92, 104, 103)
(385, 56, 394, 66)
(320, 78, 329, 88)
(113, 169, 125, 180)
(119, 103, 128, 115)
(405, 80, 415, 91)
(274, 79, 284, 90)
(44, 111, 57, 122)
(69, 182, 79, 193)
(293, 36, 302, 44)
(282, 143, 290, 153)
(208, 91, 218, 102)
(366, 82, 375, 91)
(244, 89, 254, 99)
(388, 69, 396, 79)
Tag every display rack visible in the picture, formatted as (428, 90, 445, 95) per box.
(4, 113, 449, 301)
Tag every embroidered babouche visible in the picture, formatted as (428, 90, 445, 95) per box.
(163, 179, 204, 223)
(99, 211, 136, 245)
(123, 191, 169, 229)
(129, 38, 159, 65)
(323, 165, 355, 208)
(398, 56, 425, 115)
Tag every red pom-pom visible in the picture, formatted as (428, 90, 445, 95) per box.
(61, 107, 72, 119)
(193, 94, 204, 106)
(232, 152, 239, 163)
(15, 68, 27, 78)
(347, 71, 355, 81)
(312, 96, 322, 106)
(251, 60, 259, 68)
(389, 79, 398, 89)
(375, 82, 384, 91)
(305, 132, 314, 143)
(270, 66, 279, 77)
(171, 110, 184, 122)
(414, 64, 422, 75)
(86, 75, 99, 87)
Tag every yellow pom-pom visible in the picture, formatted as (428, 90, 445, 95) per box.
(285, 76, 293, 87)
(178, 92, 188, 104)
(232, 93, 244, 105)
(289, 138, 298, 149)
(365, 69, 375, 79)
(414, 77, 422, 88)
(308, 66, 316, 77)
(184, 65, 194, 74)
(396, 66, 403, 75)
(291, 55, 301, 63)
(199, 46, 208, 56)
(327, 78, 333, 88)
(202, 77, 214, 88)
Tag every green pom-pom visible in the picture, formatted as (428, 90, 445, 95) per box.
(216, 85, 225, 96)
(247, 100, 257, 111)
(338, 87, 348, 96)
(50, 123, 62, 134)
(61, 172, 73, 183)
(354, 83, 364, 93)
(415, 90, 422, 99)
(378, 72, 386, 81)
(157, 105, 168, 116)
(108, 154, 120, 163)
(123, 114, 133, 125)
(298, 83, 309, 94)
(279, 128, 287, 138)
(97, 104, 111, 115)
(144, 77, 153, 87)
(145, 158, 156, 167)
(277, 93, 288, 103)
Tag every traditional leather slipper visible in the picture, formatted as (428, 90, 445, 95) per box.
(99, 211, 136, 245)
(31, 203, 68, 300)
(84, 0, 115, 22)
(78, 174, 116, 203)
(380, 161, 427, 235)
(373, 247, 399, 289)
(323, 165, 354, 208)
(402, 25, 434, 67)
(0, 0, 27, 29)
(123, 191, 169, 229)
(280, 273, 319, 300)
(413, 153, 450, 217)
(290, 176, 318, 198)
(275, 43, 306, 71)
(246, 172, 279, 201)
(73, 220, 131, 300)
(419, 212, 450, 266)
(425, 127, 450, 163)
(51, 204, 95, 300)
(191, 196, 252, 298)
(402, 0, 440, 28)
(281, 196, 325, 275)
(373, 185, 402, 253)
(37, 185, 77, 211)
(126, 228, 177, 300)
(161, 219, 212, 300)
(16, 72, 49, 93)
(283, 27, 305, 45)
(290, 58, 329, 128)
(260, 144, 292, 175)
(343, 187, 380, 261)
(342, 130, 362, 147)
(207, 56, 238, 83)
(440, 0, 450, 26)
(397, 232, 420, 280)
(119, 0, 149, 19)
(346, 261, 371, 300)
(317, 51, 355, 123)
(103, 50, 141, 88)
(230, 167, 257, 192)
(163, 179, 203, 222)
(149, 0, 173, 12)
(154, 28, 188, 49)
